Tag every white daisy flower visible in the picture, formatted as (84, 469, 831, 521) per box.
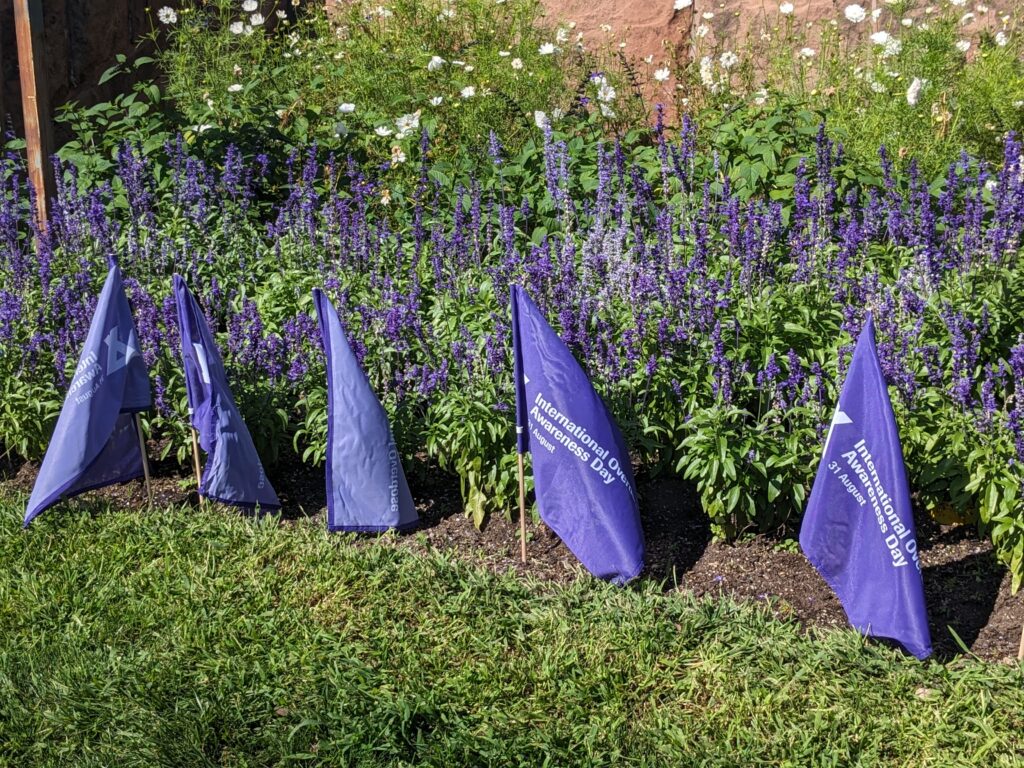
(870, 31, 890, 45)
(844, 4, 866, 23)
(779, 2, 794, 14)
(228, 83, 243, 92)
(157, 6, 177, 24)
(699, 56, 715, 87)
(653, 67, 670, 82)
(556, 28, 569, 44)
(995, 31, 1008, 47)
(338, 103, 355, 113)
(230, 20, 244, 34)
(395, 111, 420, 138)
(696, 24, 709, 38)
(276, 10, 287, 19)
(242, 0, 257, 11)
(719, 51, 739, 69)
(429, 96, 443, 106)
(511, 57, 524, 70)
(534, 110, 549, 128)
(538, 42, 556, 55)
(437, 8, 455, 21)
(753, 88, 768, 105)
(390, 146, 406, 164)
(600, 103, 615, 118)
(375, 126, 393, 136)
(955, 39, 970, 53)
(498, 50, 511, 57)
(901, 17, 913, 27)
(250, 12, 264, 25)
(673, 0, 692, 9)
(799, 47, 815, 58)
(597, 83, 616, 102)
(427, 55, 446, 71)
(460, 85, 476, 98)
(702, 11, 714, 19)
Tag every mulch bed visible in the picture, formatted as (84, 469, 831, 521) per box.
(4, 450, 1021, 663)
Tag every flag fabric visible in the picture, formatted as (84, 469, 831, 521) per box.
(511, 285, 644, 584)
(799, 313, 931, 659)
(25, 265, 151, 526)
(313, 289, 417, 532)
(173, 274, 280, 510)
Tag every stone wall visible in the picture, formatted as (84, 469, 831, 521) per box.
(537, 0, 1017, 68)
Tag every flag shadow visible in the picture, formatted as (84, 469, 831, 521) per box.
(636, 474, 712, 587)
(0, 455, 25, 483)
(920, 526, 1005, 660)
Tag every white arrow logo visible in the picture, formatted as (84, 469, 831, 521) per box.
(105, 327, 139, 374)
(823, 409, 852, 454)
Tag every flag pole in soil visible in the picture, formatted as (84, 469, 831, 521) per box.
(517, 446, 527, 563)
(1017, 621, 1024, 662)
(134, 414, 152, 505)
(190, 425, 203, 497)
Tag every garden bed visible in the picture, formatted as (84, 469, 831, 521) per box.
(5, 457, 1021, 662)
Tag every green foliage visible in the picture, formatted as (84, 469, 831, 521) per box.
(2, 500, 1024, 765)
(151, 0, 641, 170)
(56, 56, 176, 179)
(425, 390, 524, 527)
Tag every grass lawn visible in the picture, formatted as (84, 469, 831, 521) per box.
(1, 494, 1022, 767)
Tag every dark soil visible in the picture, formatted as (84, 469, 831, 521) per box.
(5, 452, 1021, 663)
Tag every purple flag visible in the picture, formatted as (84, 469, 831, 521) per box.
(25, 265, 151, 526)
(800, 314, 931, 659)
(173, 275, 280, 510)
(313, 289, 417, 531)
(511, 286, 644, 583)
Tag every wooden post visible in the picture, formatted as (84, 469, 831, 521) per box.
(190, 426, 204, 496)
(0, 19, 6, 126)
(134, 414, 153, 505)
(13, 0, 56, 230)
(517, 452, 527, 563)
(1018, 621, 1024, 662)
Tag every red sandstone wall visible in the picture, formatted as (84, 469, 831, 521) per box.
(537, 0, 1018, 68)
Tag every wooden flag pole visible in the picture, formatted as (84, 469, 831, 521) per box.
(133, 413, 153, 505)
(517, 450, 527, 563)
(190, 426, 203, 493)
(1017, 620, 1024, 662)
